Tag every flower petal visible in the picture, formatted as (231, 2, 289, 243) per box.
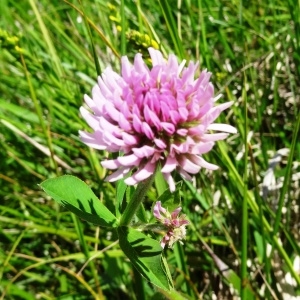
(105, 167, 131, 182)
(191, 142, 214, 155)
(121, 132, 139, 146)
(153, 201, 167, 218)
(149, 47, 165, 66)
(163, 173, 176, 192)
(191, 155, 219, 170)
(161, 156, 178, 173)
(80, 107, 99, 130)
(117, 154, 141, 166)
(142, 122, 155, 139)
(132, 145, 156, 158)
(101, 159, 120, 169)
(207, 123, 237, 133)
(171, 207, 182, 219)
(79, 130, 106, 150)
(125, 161, 155, 185)
(179, 157, 201, 174)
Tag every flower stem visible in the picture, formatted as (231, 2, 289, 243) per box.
(120, 174, 155, 226)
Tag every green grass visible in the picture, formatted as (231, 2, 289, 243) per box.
(1, 0, 299, 299)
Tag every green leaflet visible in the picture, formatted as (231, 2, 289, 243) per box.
(118, 226, 171, 291)
(40, 175, 118, 227)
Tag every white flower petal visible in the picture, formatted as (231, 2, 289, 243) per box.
(163, 172, 176, 192)
(207, 123, 237, 133)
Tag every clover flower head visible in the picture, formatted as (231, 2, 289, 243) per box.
(80, 48, 237, 191)
(153, 201, 189, 248)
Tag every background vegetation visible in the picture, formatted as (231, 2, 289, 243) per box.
(0, 0, 299, 299)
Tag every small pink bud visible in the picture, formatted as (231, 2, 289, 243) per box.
(153, 201, 189, 248)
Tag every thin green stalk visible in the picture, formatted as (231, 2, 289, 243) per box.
(241, 78, 248, 300)
(120, 174, 155, 226)
(177, 0, 182, 40)
(198, 0, 210, 69)
(238, 0, 243, 27)
(120, 0, 126, 55)
(136, 0, 143, 33)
